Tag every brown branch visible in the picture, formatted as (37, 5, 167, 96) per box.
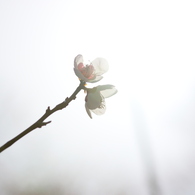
(0, 80, 86, 153)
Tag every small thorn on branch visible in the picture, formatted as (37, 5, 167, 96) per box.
(64, 97, 70, 106)
(37, 121, 51, 128)
(46, 106, 51, 113)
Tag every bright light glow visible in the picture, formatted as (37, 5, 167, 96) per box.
(0, 0, 195, 194)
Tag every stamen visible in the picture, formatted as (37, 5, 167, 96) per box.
(78, 63, 84, 70)
(78, 64, 95, 79)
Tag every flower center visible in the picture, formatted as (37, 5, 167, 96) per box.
(78, 63, 95, 79)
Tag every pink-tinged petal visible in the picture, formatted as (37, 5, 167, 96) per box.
(88, 75, 103, 83)
(79, 65, 94, 79)
(74, 55, 96, 81)
(78, 63, 84, 70)
(74, 54, 83, 69)
(74, 68, 90, 82)
(92, 58, 109, 75)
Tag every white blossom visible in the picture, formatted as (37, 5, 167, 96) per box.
(85, 85, 117, 118)
(74, 54, 109, 83)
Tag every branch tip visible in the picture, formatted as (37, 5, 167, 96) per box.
(44, 121, 51, 125)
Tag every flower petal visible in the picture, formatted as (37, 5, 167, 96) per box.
(91, 58, 109, 75)
(79, 65, 95, 79)
(85, 88, 106, 117)
(97, 85, 118, 98)
(90, 99, 106, 115)
(88, 75, 103, 83)
(74, 54, 83, 69)
(85, 103, 92, 119)
(73, 68, 90, 82)
(86, 88, 103, 109)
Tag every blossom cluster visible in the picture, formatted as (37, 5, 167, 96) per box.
(74, 54, 117, 119)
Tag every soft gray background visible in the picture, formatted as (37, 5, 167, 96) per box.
(0, 0, 195, 194)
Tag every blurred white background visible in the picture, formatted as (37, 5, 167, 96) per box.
(0, 0, 195, 194)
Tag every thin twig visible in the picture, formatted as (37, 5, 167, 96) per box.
(0, 80, 86, 153)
